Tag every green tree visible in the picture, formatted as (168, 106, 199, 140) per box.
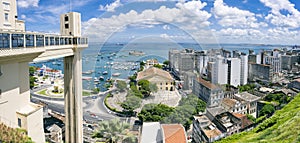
(259, 104, 275, 117)
(163, 60, 170, 66)
(138, 103, 174, 122)
(149, 83, 158, 93)
(153, 64, 163, 69)
(29, 76, 37, 89)
(29, 66, 36, 76)
(92, 88, 100, 94)
(93, 118, 130, 143)
(138, 80, 151, 97)
(116, 80, 127, 92)
(121, 96, 142, 111)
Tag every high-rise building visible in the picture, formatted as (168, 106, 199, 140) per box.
(240, 53, 248, 85)
(227, 58, 241, 87)
(208, 55, 228, 85)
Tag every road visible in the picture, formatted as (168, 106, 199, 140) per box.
(30, 86, 122, 122)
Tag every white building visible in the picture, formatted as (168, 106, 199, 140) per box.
(208, 56, 228, 85)
(0, 0, 24, 31)
(227, 58, 241, 87)
(240, 53, 248, 85)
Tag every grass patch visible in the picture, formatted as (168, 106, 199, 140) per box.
(83, 91, 91, 96)
(37, 89, 47, 96)
(217, 94, 300, 143)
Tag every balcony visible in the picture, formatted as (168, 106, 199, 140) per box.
(0, 30, 88, 63)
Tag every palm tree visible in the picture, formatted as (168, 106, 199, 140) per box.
(93, 118, 131, 143)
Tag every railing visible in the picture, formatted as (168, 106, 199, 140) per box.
(0, 31, 88, 49)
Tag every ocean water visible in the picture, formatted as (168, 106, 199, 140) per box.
(31, 42, 283, 91)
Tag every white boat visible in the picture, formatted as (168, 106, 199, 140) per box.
(82, 76, 92, 80)
(102, 71, 108, 75)
(99, 76, 104, 81)
(112, 73, 121, 77)
(94, 77, 99, 82)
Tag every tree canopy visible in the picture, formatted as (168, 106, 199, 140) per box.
(138, 103, 174, 122)
(121, 96, 142, 111)
(259, 104, 275, 117)
(116, 80, 127, 92)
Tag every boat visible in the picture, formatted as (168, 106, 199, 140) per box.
(102, 71, 108, 75)
(82, 76, 92, 80)
(112, 73, 121, 77)
(129, 50, 145, 56)
(99, 76, 104, 81)
(94, 77, 100, 82)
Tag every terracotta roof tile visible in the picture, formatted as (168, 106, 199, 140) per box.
(161, 124, 187, 143)
(196, 78, 219, 90)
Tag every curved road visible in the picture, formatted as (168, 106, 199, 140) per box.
(31, 88, 123, 122)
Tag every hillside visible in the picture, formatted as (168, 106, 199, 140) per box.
(217, 94, 300, 143)
(0, 123, 33, 143)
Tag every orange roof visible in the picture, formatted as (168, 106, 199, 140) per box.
(232, 113, 253, 129)
(203, 129, 222, 138)
(196, 78, 218, 90)
(137, 67, 173, 81)
(161, 124, 187, 143)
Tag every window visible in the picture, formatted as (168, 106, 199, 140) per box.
(64, 16, 69, 21)
(65, 24, 69, 29)
(18, 118, 22, 127)
(5, 13, 8, 21)
(3, 2, 10, 11)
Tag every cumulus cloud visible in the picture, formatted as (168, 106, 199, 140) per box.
(212, 0, 267, 28)
(99, 0, 122, 12)
(83, 1, 212, 42)
(18, 0, 39, 8)
(260, 0, 300, 29)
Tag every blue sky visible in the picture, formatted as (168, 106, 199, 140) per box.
(17, 0, 300, 45)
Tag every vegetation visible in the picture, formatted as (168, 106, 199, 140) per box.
(93, 118, 136, 143)
(216, 94, 300, 143)
(153, 64, 163, 69)
(116, 80, 127, 92)
(163, 60, 170, 66)
(138, 103, 174, 122)
(264, 93, 291, 105)
(29, 76, 37, 89)
(121, 95, 142, 111)
(92, 88, 100, 94)
(37, 89, 47, 96)
(29, 66, 36, 76)
(137, 79, 158, 97)
(104, 93, 121, 113)
(259, 104, 275, 117)
(83, 91, 91, 96)
(238, 84, 256, 92)
(0, 123, 33, 143)
(163, 94, 206, 130)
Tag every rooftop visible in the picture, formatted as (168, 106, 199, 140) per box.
(137, 67, 173, 81)
(232, 113, 253, 129)
(196, 78, 219, 90)
(161, 124, 187, 143)
(206, 106, 226, 117)
(16, 103, 43, 116)
(194, 115, 222, 139)
(234, 92, 261, 102)
(140, 122, 163, 143)
(222, 98, 239, 108)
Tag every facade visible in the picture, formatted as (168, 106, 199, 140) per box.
(195, 51, 208, 75)
(193, 114, 225, 143)
(240, 53, 248, 85)
(221, 98, 248, 115)
(193, 78, 224, 107)
(233, 92, 261, 118)
(36, 64, 63, 78)
(208, 56, 228, 85)
(281, 55, 299, 71)
(212, 112, 241, 136)
(0, 0, 24, 31)
(136, 67, 175, 91)
(248, 62, 273, 82)
(288, 78, 300, 91)
(227, 58, 241, 87)
(182, 71, 196, 90)
(45, 124, 63, 143)
(60, 12, 81, 36)
(169, 49, 195, 79)
(145, 59, 159, 69)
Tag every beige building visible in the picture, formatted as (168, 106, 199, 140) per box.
(0, 0, 24, 31)
(137, 67, 175, 91)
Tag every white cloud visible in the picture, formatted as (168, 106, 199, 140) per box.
(83, 1, 212, 42)
(163, 25, 170, 30)
(212, 0, 267, 28)
(99, 0, 122, 12)
(260, 0, 300, 29)
(18, 0, 39, 8)
(20, 14, 26, 19)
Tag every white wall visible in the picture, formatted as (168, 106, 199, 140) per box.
(0, 0, 19, 30)
(228, 58, 241, 87)
(27, 107, 46, 143)
(240, 55, 248, 85)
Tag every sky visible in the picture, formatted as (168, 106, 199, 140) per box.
(16, 0, 300, 45)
